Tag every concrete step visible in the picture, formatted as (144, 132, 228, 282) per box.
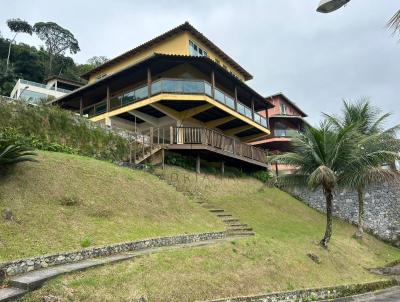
(227, 231, 255, 236)
(228, 227, 253, 232)
(222, 218, 240, 223)
(208, 209, 225, 213)
(10, 254, 133, 291)
(228, 223, 249, 228)
(0, 287, 27, 302)
(216, 214, 232, 217)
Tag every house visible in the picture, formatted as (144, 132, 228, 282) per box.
(10, 76, 83, 104)
(250, 93, 308, 174)
(50, 22, 274, 171)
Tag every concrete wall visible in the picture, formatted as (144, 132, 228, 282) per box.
(289, 185, 400, 247)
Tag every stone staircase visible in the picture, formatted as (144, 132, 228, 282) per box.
(195, 201, 255, 237)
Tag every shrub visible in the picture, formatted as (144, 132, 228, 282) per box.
(59, 196, 82, 206)
(80, 237, 92, 248)
(251, 170, 272, 183)
(0, 99, 133, 162)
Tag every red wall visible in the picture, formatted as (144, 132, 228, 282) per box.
(259, 96, 302, 117)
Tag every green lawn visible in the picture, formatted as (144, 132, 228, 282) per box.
(0, 152, 224, 260)
(20, 166, 400, 302)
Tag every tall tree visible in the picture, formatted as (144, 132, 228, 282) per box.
(5, 18, 32, 73)
(87, 56, 108, 67)
(33, 22, 80, 75)
(272, 122, 358, 248)
(325, 100, 400, 238)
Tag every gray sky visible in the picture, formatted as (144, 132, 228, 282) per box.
(1, 0, 399, 126)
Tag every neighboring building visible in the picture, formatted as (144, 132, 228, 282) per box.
(51, 22, 273, 171)
(10, 76, 83, 104)
(250, 93, 308, 174)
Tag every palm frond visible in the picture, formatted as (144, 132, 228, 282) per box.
(388, 10, 400, 37)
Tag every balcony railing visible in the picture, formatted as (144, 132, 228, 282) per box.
(82, 78, 269, 128)
(20, 79, 71, 93)
(274, 129, 300, 138)
(136, 126, 267, 164)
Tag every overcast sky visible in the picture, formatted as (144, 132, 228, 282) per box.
(1, 0, 399, 126)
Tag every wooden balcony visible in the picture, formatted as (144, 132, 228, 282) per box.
(135, 126, 268, 169)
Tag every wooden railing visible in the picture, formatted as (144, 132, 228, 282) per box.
(141, 127, 267, 164)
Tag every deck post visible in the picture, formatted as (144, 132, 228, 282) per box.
(162, 148, 165, 170)
(211, 69, 215, 98)
(221, 161, 225, 175)
(234, 86, 238, 110)
(147, 67, 152, 97)
(106, 85, 110, 112)
(170, 126, 173, 144)
(196, 154, 201, 174)
(79, 96, 83, 116)
(275, 162, 279, 177)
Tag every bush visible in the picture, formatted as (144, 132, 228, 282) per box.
(251, 170, 272, 183)
(80, 237, 92, 248)
(0, 99, 133, 162)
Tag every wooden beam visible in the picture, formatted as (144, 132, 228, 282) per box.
(179, 104, 213, 120)
(106, 85, 110, 112)
(205, 116, 236, 128)
(251, 97, 255, 120)
(150, 103, 204, 126)
(241, 132, 268, 143)
(196, 154, 201, 174)
(147, 67, 152, 97)
(127, 110, 159, 126)
(211, 69, 215, 98)
(225, 125, 253, 136)
(79, 96, 83, 116)
(234, 86, 238, 111)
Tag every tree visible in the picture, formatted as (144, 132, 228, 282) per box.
(5, 18, 32, 73)
(87, 56, 108, 67)
(33, 22, 80, 75)
(325, 100, 400, 238)
(388, 10, 400, 38)
(272, 122, 358, 248)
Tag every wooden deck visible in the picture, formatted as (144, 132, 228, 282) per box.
(135, 127, 268, 169)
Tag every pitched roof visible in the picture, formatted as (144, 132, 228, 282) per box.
(81, 22, 253, 81)
(265, 93, 308, 117)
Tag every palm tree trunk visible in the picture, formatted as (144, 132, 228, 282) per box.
(320, 187, 333, 248)
(355, 187, 365, 239)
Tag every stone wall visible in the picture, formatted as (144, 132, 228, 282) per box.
(288, 185, 400, 246)
(0, 232, 226, 278)
(200, 280, 398, 302)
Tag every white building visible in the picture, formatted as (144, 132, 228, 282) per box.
(10, 76, 83, 104)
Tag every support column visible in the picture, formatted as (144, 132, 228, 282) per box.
(221, 161, 225, 175)
(79, 96, 83, 116)
(162, 148, 165, 170)
(106, 85, 110, 112)
(251, 98, 255, 120)
(234, 86, 238, 110)
(265, 104, 269, 128)
(147, 67, 152, 97)
(275, 162, 279, 177)
(211, 69, 215, 98)
(196, 154, 201, 174)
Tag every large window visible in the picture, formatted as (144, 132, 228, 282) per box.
(189, 40, 208, 57)
(280, 103, 287, 114)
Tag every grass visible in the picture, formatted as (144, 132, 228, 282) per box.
(0, 152, 224, 260)
(20, 165, 400, 302)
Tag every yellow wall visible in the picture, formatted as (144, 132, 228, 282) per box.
(88, 31, 246, 83)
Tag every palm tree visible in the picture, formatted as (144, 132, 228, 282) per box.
(272, 122, 358, 248)
(388, 10, 400, 38)
(0, 141, 37, 167)
(325, 100, 400, 238)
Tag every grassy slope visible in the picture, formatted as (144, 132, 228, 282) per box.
(0, 152, 224, 260)
(21, 166, 400, 302)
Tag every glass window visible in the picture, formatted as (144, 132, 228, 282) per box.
(151, 81, 162, 95)
(237, 103, 245, 115)
(122, 90, 136, 105)
(135, 86, 148, 100)
(95, 102, 107, 114)
(110, 95, 122, 110)
(204, 82, 212, 96)
(215, 89, 225, 104)
(225, 95, 235, 109)
(280, 103, 287, 114)
(183, 81, 203, 93)
(188, 40, 208, 57)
